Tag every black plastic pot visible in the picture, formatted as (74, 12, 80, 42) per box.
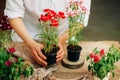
(67, 45, 82, 62)
(42, 47, 58, 66)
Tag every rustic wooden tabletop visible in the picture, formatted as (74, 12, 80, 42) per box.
(10, 41, 120, 80)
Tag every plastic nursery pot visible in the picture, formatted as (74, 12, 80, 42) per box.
(67, 45, 82, 62)
(42, 47, 58, 66)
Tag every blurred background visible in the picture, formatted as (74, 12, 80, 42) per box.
(0, 0, 120, 41)
(83, 0, 120, 41)
(0, 0, 5, 19)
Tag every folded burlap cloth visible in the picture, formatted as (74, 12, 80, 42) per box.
(24, 64, 58, 80)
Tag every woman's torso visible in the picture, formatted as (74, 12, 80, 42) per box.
(13, 0, 68, 41)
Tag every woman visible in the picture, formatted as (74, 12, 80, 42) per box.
(4, 0, 91, 66)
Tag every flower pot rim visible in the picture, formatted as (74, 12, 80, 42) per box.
(67, 45, 82, 51)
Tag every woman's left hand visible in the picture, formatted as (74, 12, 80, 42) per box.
(56, 43, 65, 63)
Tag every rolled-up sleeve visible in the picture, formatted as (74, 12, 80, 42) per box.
(4, 0, 25, 19)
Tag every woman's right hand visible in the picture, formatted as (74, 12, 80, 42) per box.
(26, 40, 47, 66)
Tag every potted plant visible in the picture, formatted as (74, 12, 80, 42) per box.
(36, 9, 66, 66)
(86, 46, 120, 80)
(0, 16, 33, 80)
(65, 1, 87, 61)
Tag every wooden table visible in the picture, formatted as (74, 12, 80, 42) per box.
(10, 41, 120, 80)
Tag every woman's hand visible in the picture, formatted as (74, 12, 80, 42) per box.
(56, 43, 65, 63)
(56, 29, 68, 63)
(26, 41, 47, 66)
(9, 18, 47, 66)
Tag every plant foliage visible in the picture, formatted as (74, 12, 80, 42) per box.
(87, 46, 120, 79)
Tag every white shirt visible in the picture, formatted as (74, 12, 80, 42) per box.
(4, 0, 91, 42)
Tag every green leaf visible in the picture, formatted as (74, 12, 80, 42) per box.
(24, 66, 33, 77)
(86, 55, 90, 60)
(88, 65, 91, 72)
(112, 71, 115, 78)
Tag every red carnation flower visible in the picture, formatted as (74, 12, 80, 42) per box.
(40, 15, 49, 22)
(90, 52, 94, 58)
(8, 47, 16, 54)
(93, 54, 102, 63)
(49, 10, 57, 17)
(58, 12, 66, 19)
(43, 9, 50, 12)
(44, 9, 56, 17)
(51, 19, 58, 27)
(100, 49, 105, 57)
(5, 60, 13, 67)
